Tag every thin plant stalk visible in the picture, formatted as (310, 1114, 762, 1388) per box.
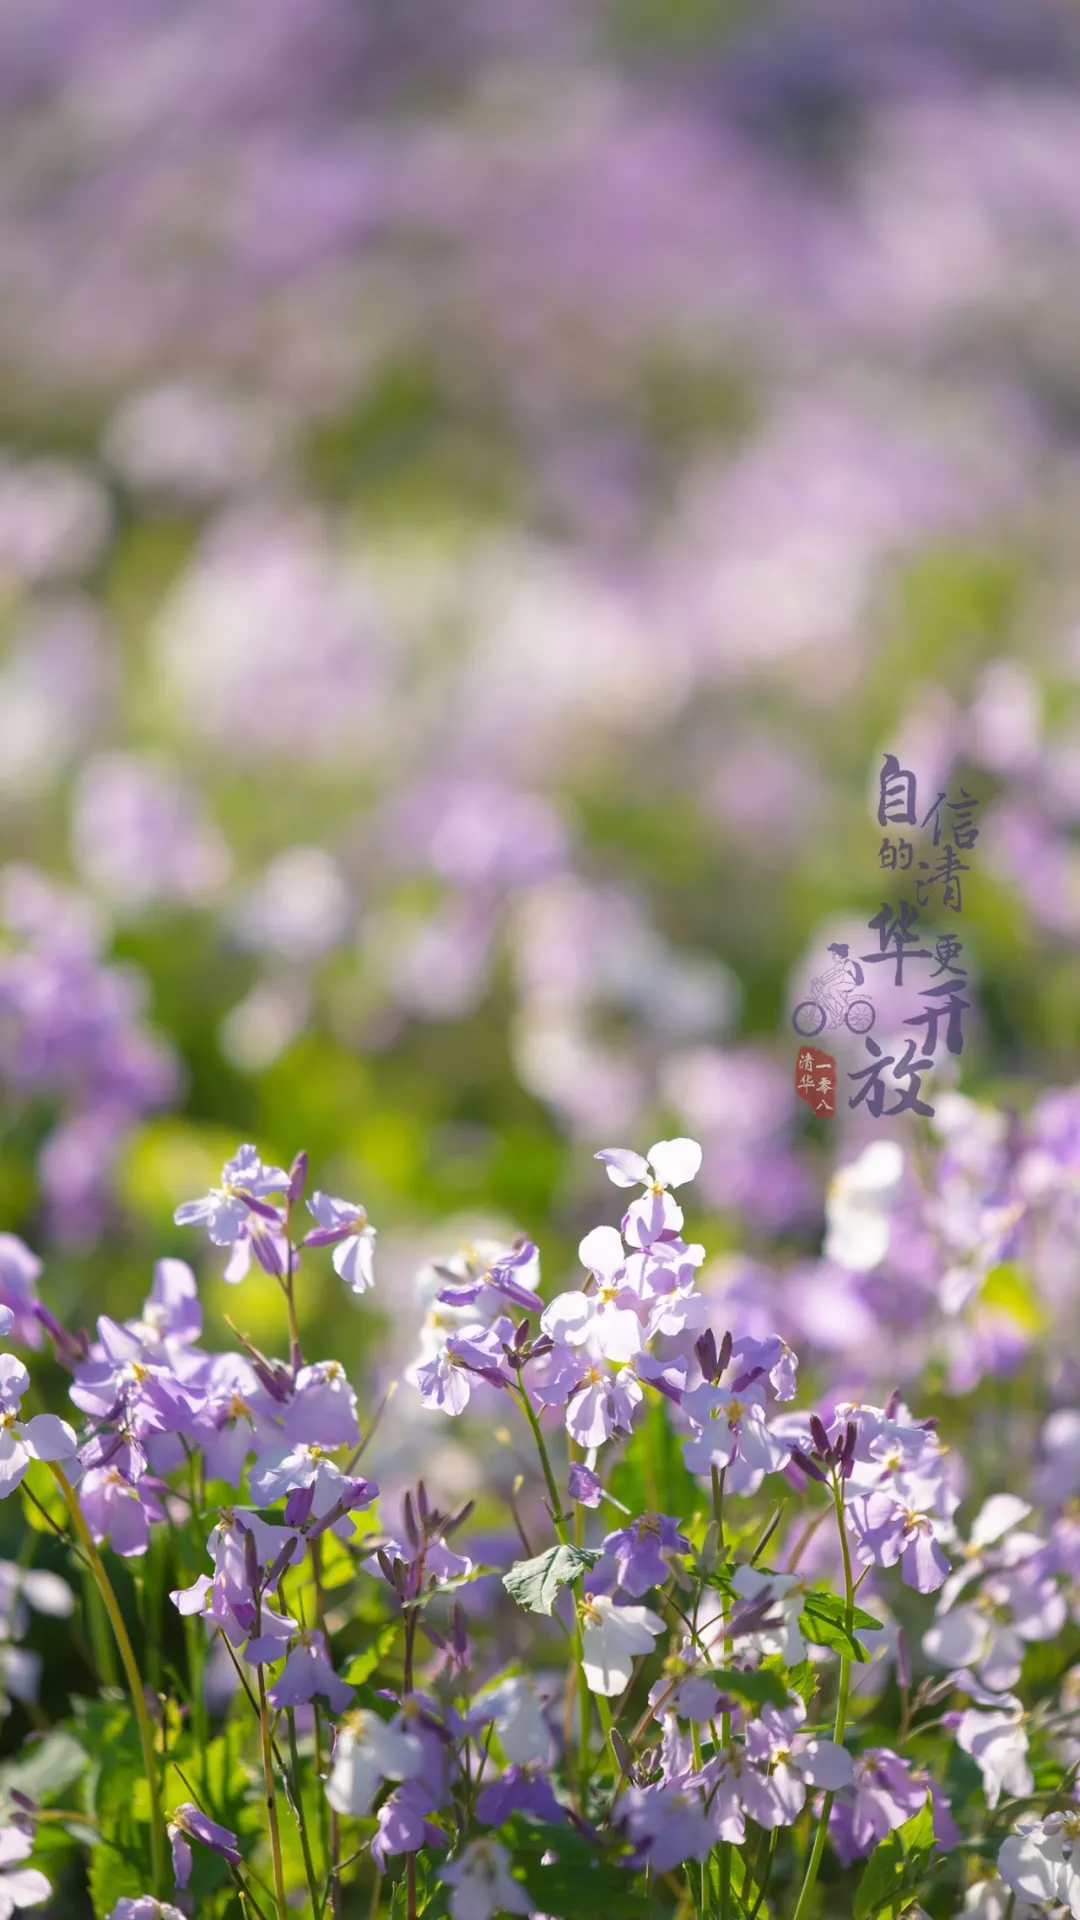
(48, 1463, 167, 1899)
(791, 1468, 855, 1920)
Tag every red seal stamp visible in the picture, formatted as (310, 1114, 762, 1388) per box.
(795, 1046, 836, 1118)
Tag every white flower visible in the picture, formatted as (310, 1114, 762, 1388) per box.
(728, 1562, 806, 1666)
(0, 1828, 49, 1917)
(441, 1839, 531, 1920)
(962, 1875, 1041, 1917)
(595, 1138, 702, 1244)
(579, 1594, 665, 1695)
(473, 1674, 552, 1766)
(824, 1140, 905, 1272)
(325, 1709, 425, 1817)
(1000, 1811, 1080, 1917)
(957, 1706, 1032, 1811)
(0, 1357, 76, 1496)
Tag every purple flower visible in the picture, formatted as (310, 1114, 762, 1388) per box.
(476, 1765, 565, 1827)
(282, 1360, 359, 1448)
(70, 1317, 204, 1439)
(681, 1379, 788, 1494)
(0, 1237, 42, 1348)
(623, 1779, 713, 1872)
(174, 1145, 287, 1246)
(107, 1901, 185, 1919)
(166, 1805, 241, 1891)
(469, 1676, 552, 1767)
(371, 1778, 445, 1869)
(567, 1461, 602, 1508)
(602, 1513, 690, 1597)
(0, 1354, 76, 1494)
(999, 1811, 1080, 1912)
(304, 1191, 376, 1295)
(562, 1354, 644, 1449)
(415, 1324, 511, 1415)
(249, 1442, 375, 1536)
(829, 1750, 938, 1864)
(541, 1230, 646, 1367)
(847, 1488, 951, 1593)
(79, 1449, 165, 1558)
(434, 1238, 541, 1315)
(740, 1703, 852, 1830)
(267, 1628, 352, 1714)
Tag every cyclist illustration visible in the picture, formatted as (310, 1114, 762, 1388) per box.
(792, 942, 876, 1038)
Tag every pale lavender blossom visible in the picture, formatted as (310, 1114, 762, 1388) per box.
(622, 1779, 713, 1871)
(596, 1137, 702, 1248)
(304, 1192, 376, 1294)
(0, 1828, 49, 1915)
(740, 1702, 853, 1830)
(830, 1750, 939, 1865)
(0, 1355, 76, 1495)
(441, 1839, 531, 1920)
(174, 1145, 287, 1246)
(847, 1487, 951, 1594)
(601, 1513, 690, 1597)
(166, 1806, 241, 1892)
(267, 1628, 352, 1714)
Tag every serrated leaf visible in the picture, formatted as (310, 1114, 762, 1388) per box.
(503, 1546, 602, 1615)
(784, 1659, 819, 1706)
(854, 1830, 906, 1920)
(707, 1667, 792, 1710)
(854, 1796, 934, 1920)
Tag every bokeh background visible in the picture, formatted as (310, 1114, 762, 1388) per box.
(3, 0, 1080, 1501)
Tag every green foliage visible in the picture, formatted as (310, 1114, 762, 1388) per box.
(799, 1588, 883, 1665)
(708, 1666, 793, 1710)
(853, 1797, 936, 1920)
(503, 1545, 603, 1615)
(508, 1820, 661, 1919)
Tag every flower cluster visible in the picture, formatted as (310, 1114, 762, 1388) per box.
(0, 1132, 1070, 1920)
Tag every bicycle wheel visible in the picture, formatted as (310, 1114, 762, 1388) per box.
(845, 998, 875, 1035)
(792, 1000, 827, 1037)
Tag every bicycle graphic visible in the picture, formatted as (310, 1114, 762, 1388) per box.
(791, 942, 876, 1039)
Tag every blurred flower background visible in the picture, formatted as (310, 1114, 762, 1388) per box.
(3, 0, 1080, 1536)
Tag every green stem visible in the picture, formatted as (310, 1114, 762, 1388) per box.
(257, 1667, 289, 1920)
(514, 1382, 595, 1804)
(286, 1707, 325, 1917)
(791, 1471, 854, 1920)
(48, 1464, 166, 1899)
(515, 1380, 566, 1542)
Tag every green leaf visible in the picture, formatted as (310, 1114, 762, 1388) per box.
(801, 1590, 883, 1632)
(853, 1796, 934, 1920)
(503, 1546, 602, 1615)
(894, 1796, 935, 1857)
(0, 1729, 87, 1804)
(799, 1589, 882, 1664)
(854, 1831, 906, 1920)
(344, 1620, 400, 1685)
(784, 1659, 819, 1706)
(708, 1667, 792, 1710)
